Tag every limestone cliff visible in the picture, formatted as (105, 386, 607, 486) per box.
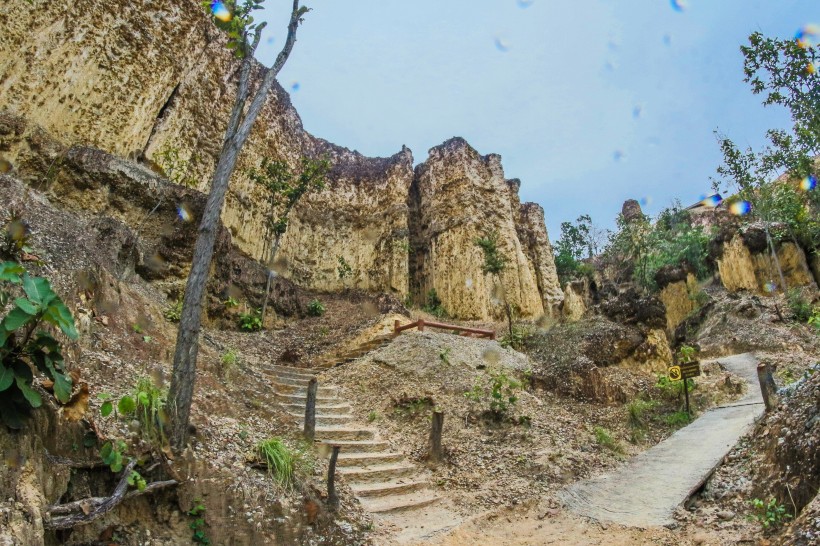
(409, 139, 558, 320)
(0, 0, 561, 319)
(717, 234, 817, 294)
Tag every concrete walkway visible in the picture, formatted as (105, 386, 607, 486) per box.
(560, 353, 764, 527)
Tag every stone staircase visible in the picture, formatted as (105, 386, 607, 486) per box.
(266, 363, 441, 514)
(312, 333, 396, 370)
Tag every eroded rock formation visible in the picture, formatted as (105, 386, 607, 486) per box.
(0, 0, 560, 320)
(717, 233, 817, 294)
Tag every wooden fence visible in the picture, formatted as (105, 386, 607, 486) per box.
(393, 319, 495, 340)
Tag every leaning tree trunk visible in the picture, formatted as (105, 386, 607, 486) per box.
(168, 0, 303, 451)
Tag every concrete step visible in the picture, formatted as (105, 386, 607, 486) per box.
(316, 427, 375, 441)
(350, 479, 428, 498)
(282, 402, 351, 413)
(271, 376, 319, 388)
(288, 412, 352, 426)
(265, 364, 320, 376)
(265, 370, 317, 383)
(337, 452, 404, 468)
(318, 440, 390, 454)
(360, 491, 441, 514)
(275, 392, 339, 404)
(272, 382, 338, 396)
(338, 463, 417, 484)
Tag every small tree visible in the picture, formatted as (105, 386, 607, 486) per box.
(553, 214, 595, 285)
(168, 0, 311, 450)
(475, 231, 513, 338)
(713, 32, 820, 292)
(251, 156, 330, 322)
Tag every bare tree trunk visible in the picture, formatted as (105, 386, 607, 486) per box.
(168, 0, 303, 451)
(260, 233, 283, 322)
(764, 226, 788, 293)
(428, 411, 444, 464)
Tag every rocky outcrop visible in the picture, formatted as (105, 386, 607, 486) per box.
(0, 0, 561, 320)
(655, 265, 703, 332)
(408, 139, 559, 320)
(562, 282, 587, 322)
(717, 233, 817, 294)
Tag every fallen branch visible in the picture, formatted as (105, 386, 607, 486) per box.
(44, 460, 177, 530)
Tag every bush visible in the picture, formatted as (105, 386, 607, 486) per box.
(163, 297, 183, 323)
(664, 410, 692, 428)
(593, 426, 624, 454)
(464, 369, 522, 422)
(256, 438, 314, 491)
(306, 299, 325, 317)
(220, 349, 238, 379)
(787, 289, 813, 322)
(0, 262, 77, 429)
(627, 399, 656, 429)
(749, 497, 792, 530)
(656, 374, 696, 402)
(422, 288, 447, 318)
(238, 308, 263, 331)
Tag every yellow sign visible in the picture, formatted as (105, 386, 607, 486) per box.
(668, 365, 682, 382)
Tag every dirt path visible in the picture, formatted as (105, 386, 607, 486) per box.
(560, 353, 764, 527)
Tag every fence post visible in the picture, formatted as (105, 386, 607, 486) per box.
(418, 318, 425, 332)
(756, 362, 778, 412)
(327, 445, 341, 509)
(394, 319, 401, 333)
(304, 378, 318, 441)
(429, 411, 444, 464)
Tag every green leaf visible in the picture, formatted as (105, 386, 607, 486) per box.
(118, 396, 136, 415)
(43, 301, 79, 340)
(137, 391, 149, 406)
(0, 363, 13, 391)
(15, 376, 42, 408)
(13, 297, 39, 315)
(100, 400, 113, 417)
(0, 262, 24, 283)
(100, 441, 114, 463)
(2, 307, 35, 331)
(52, 372, 72, 404)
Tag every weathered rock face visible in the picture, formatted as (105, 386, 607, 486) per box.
(0, 0, 561, 319)
(562, 282, 587, 322)
(717, 234, 817, 293)
(655, 265, 702, 332)
(409, 139, 559, 319)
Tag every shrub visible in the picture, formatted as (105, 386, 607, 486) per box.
(664, 410, 692, 428)
(422, 288, 447, 318)
(306, 299, 325, 317)
(220, 349, 238, 378)
(238, 308, 263, 331)
(0, 261, 77, 429)
(256, 438, 314, 491)
(188, 498, 210, 545)
(464, 369, 522, 422)
(593, 426, 624, 454)
(627, 399, 656, 429)
(787, 289, 813, 322)
(163, 297, 183, 323)
(748, 497, 792, 530)
(656, 374, 696, 402)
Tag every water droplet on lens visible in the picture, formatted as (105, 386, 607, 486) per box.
(494, 36, 510, 52)
(670, 0, 688, 12)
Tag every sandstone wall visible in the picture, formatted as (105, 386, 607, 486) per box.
(0, 0, 561, 318)
(658, 273, 699, 332)
(408, 138, 558, 320)
(717, 235, 817, 294)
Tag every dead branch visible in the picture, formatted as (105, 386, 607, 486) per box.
(44, 460, 177, 530)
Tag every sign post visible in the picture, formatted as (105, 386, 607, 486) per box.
(667, 361, 701, 417)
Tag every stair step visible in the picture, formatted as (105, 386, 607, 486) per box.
(318, 440, 390, 454)
(315, 427, 375, 441)
(271, 376, 318, 388)
(337, 452, 404, 468)
(265, 369, 317, 382)
(275, 392, 339, 404)
(338, 463, 417, 483)
(282, 402, 351, 413)
(288, 412, 352, 426)
(350, 480, 428, 498)
(272, 382, 337, 396)
(265, 364, 320, 376)
(360, 491, 441, 514)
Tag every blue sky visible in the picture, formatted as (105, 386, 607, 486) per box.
(257, 0, 818, 239)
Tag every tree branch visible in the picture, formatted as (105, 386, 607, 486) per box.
(43, 460, 176, 530)
(225, 23, 268, 143)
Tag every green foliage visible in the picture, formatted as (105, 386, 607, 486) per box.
(438, 347, 451, 365)
(367, 410, 380, 422)
(223, 296, 240, 308)
(256, 437, 317, 491)
(250, 156, 329, 237)
(0, 261, 77, 429)
(201, 0, 273, 59)
(464, 369, 522, 422)
(627, 399, 656, 429)
(787, 289, 813, 322)
(99, 439, 128, 473)
(714, 32, 820, 254)
(475, 231, 507, 276)
(553, 214, 597, 284)
(809, 308, 820, 332)
(163, 297, 183, 323)
(98, 377, 168, 447)
(605, 205, 712, 290)
(336, 256, 353, 281)
(422, 288, 447, 318)
(749, 497, 792, 529)
(1, 209, 34, 262)
(221, 348, 238, 368)
(127, 470, 147, 492)
(656, 374, 696, 402)
(593, 426, 624, 454)
(677, 344, 697, 363)
(153, 144, 198, 188)
(499, 326, 527, 350)
(238, 308, 263, 331)
(392, 397, 433, 418)
(664, 410, 692, 428)
(306, 299, 325, 317)
(188, 498, 210, 545)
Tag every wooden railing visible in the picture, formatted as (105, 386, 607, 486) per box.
(394, 319, 495, 340)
